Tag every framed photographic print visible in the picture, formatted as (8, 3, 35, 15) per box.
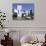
(12, 3, 34, 20)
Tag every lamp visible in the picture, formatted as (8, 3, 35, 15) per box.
(4, 29, 10, 37)
(5, 29, 10, 33)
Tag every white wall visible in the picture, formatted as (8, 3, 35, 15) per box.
(0, 0, 46, 31)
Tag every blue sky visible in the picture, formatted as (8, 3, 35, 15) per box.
(12, 3, 34, 12)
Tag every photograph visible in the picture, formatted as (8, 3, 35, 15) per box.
(12, 3, 34, 20)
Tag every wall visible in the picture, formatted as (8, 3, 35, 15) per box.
(0, 0, 46, 46)
(0, 0, 46, 28)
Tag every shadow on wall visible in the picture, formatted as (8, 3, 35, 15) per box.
(13, 40, 21, 46)
(9, 31, 21, 46)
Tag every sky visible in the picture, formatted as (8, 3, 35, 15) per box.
(12, 3, 34, 12)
